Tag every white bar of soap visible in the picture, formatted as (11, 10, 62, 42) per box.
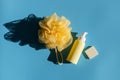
(85, 46, 98, 59)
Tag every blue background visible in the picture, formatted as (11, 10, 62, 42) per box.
(0, 0, 120, 80)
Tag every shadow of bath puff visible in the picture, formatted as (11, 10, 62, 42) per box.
(3, 14, 78, 65)
(4, 14, 46, 50)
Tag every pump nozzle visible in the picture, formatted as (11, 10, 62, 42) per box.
(78, 32, 88, 42)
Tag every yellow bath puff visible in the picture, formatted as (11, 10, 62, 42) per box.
(67, 32, 88, 64)
(38, 13, 73, 52)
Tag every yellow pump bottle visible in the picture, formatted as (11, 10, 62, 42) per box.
(67, 32, 88, 64)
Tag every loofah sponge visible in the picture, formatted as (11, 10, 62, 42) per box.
(38, 13, 73, 52)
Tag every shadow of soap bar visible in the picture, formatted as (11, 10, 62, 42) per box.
(85, 46, 98, 59)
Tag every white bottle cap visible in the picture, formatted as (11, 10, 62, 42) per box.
(79, 32, 88, 42)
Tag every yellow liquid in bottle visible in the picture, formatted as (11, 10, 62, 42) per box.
(67, 39, 85, 64)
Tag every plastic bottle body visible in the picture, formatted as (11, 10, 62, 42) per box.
(67, 39, 85, 64)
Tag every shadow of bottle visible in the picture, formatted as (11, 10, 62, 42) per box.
(47, 32, 78, 64)
(3, 14, 46, 50)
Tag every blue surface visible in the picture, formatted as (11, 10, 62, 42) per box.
(0, 0, 120, 80)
